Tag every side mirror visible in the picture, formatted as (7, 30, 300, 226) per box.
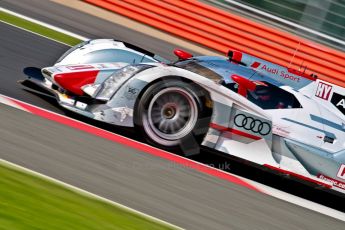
(231, 74, 257, 97)
(174, 49, 193, 60)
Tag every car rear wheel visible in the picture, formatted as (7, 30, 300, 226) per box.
(135, 80, 210, 155)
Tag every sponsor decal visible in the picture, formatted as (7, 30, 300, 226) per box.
(124, 86, 139, 100)
(279, 71, 300, 82)
(234, 114, 271, 136)
(337, 164, 345, 180)
(260, 65, 300, 82)
(331, 92, 345, 115)
(261, 64, 278, 74)
(315, 82, 332, 100)
(250, 61, 260, 68)
(318, 174, 345, 190)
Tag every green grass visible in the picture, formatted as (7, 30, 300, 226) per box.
(0, 162, 177, 230)
(0, 10, 81, 46)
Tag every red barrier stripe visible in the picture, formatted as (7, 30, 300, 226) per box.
(145, 0, 345, 76)
(182, 0, 345, 60)
(84, 0, 345, 87)
(5, 96, 262, 193)
(113, 0, 345, 82)
(88, 0, 228, 51)
(175, 1, 345, 84)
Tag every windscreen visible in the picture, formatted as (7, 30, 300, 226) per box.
(80, 49, 156, 64)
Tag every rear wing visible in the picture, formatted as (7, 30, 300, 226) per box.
(227, 50, 345, 120)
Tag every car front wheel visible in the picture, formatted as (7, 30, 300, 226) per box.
(135, 80, 210, 155)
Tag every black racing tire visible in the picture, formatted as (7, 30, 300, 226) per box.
(134, 79, 211, 156)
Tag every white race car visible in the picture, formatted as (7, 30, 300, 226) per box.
(21, 39, 345, 196)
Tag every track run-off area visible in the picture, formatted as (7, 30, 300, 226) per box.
(0, 1, 344, 229)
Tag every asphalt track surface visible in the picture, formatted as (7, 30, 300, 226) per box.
(0, 1, 344, 229)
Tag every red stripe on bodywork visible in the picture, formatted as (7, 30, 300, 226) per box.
(264, 164, 332, 188)
(210, 123, 262, 140)
(227, 128, 262, 141)
(54, 70, 99, 96)
(6, 96, 262, 193)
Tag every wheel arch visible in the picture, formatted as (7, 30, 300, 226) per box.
(132, 75, 215, 154)
(133, 75, 213, 120)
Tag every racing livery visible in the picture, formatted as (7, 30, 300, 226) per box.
(20, 39, 345, 196)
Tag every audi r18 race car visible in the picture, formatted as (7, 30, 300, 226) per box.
(20, 39, 345, 196)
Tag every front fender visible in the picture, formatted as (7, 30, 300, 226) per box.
(90, 77, 150, 127)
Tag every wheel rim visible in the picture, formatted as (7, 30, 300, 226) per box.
(143, 87, 198, 146)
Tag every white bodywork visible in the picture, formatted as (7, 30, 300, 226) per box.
(28, 39, 345, 195)
(55, 39, 160, 66)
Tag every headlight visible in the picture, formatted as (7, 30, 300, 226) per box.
(96, 65, 146, 101)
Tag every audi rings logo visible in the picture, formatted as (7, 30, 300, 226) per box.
(234, 114, 271, 136)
